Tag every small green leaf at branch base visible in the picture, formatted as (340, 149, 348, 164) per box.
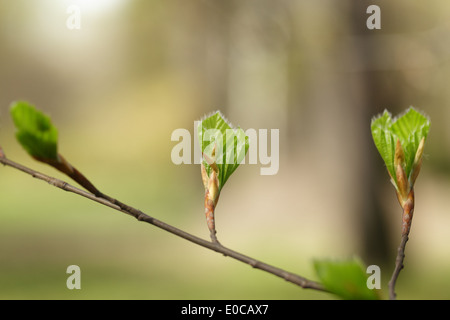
(10, 101, 59, 162)
(313, 257, 380, 300)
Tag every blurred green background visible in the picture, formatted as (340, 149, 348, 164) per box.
(1, 0, 450, 299)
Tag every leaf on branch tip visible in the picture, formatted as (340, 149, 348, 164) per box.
(198, 111, 249, 191)
(371, 107, 430, 189)
(313, 257, 380, 300)
(10, 101, 59, 161)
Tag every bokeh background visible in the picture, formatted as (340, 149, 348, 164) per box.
(1, 0, 450, 299)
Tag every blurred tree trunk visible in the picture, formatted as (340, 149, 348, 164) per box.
(349, 2, 395, 267)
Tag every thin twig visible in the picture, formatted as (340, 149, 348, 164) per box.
(388, 194, 414, 300)
(0, 154, 326, 293)
(388, 234, 408, 300)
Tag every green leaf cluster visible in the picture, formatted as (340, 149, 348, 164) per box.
(198, 111, 249, 190)
(371, 107, 430, 186)
(10, 101, 59, 161)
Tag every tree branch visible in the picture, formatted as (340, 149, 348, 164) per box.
(0, 152, 326, 293)
(388, 234, 408, 300)
(388, 194, 414, 300)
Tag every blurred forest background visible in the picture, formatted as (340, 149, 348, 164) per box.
(1, 0, 450, 299)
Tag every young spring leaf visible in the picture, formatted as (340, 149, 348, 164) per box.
(389, 108, 430, 180)
(371, 110, 396, 181)
(313, 257, 380, 300)
(10, 101, 59, 161)
(371, 107, 430, 191)
(10, 101, 101, 196)
(198, 111, 249, 191)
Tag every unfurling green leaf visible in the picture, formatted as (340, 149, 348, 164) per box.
(371, 110, 396, 180)
(10, 101, 101, 196)
(389, 108, 430, 179)
(371, 107, 430, 190)
(10, 101, 59, 161)
(198, 111, 249, 191)
(313, 257, 380, 300)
